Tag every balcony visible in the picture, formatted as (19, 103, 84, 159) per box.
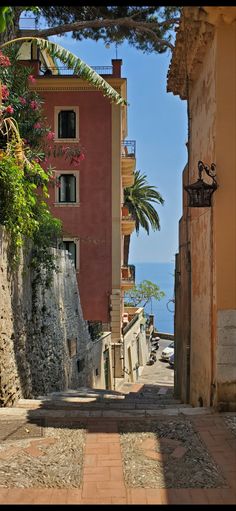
(121, 206, 135, 236)
(121, 264, 135, 290)
(121, 140, 136, 188)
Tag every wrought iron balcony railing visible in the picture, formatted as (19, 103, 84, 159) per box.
(121, 140, 136, 159)
(39, 66, 113, 76)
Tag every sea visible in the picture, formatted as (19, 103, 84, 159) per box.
(133, 262, 175, 334)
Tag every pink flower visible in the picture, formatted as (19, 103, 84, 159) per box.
(19, 96, 27, 105)
(1, 85, 9, 100)
(46, 131, 55, 141)
(28, 75, 36, 84)
(79, 152, 85, 161)
(30, 100, 38, 110)
(34, 158, 39, 163)
(0, 51, 11, 67)
(34, 122, 42, 129)
(5, 105, 14, 114)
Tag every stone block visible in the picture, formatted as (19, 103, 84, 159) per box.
(217, 327, 236, 346)
(217, 345, 236, 364)
(216, 364, 236, 382)
(217, 310, 236, 329)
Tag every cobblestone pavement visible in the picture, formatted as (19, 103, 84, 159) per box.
(0, 351, 235, 505)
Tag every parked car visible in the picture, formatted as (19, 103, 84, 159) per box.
(161, 341, 174, 361)
(169, 352, 174, 368)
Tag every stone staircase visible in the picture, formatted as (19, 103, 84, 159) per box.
(12, 383, 209, 418)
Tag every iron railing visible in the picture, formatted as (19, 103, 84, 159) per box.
(121, 140, 136, 158)
(40, 66, 113, 76)
(19, 17, 37, 30)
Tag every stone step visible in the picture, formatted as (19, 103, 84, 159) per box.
(16, 398, 189, 411)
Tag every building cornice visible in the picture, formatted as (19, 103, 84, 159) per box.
(30, 77, 125, 97)
(167, 6, 236, 100)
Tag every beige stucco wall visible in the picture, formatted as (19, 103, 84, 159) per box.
(214, 20, 236, 310)
(123, 308, 149, 382)
(89, 332, 113, 390)
(188, 35, 216, 407)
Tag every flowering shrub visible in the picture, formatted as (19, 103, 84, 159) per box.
(0, 44, 85, 169)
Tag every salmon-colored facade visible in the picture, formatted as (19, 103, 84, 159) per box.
(22, 54, 136, 348)
(43, 88, 113, 323)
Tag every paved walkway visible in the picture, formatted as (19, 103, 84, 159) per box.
(0, 362, 236, 505)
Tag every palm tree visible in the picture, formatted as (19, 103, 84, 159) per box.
(123, 170, 164, 265)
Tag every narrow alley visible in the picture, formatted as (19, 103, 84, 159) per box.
(0, 346, 235, 505)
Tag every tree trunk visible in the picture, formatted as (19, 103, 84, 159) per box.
(124, 234, 130, 266)
(0, 8, 22, 45)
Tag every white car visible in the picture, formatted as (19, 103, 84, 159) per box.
(161, 341, 174, 361)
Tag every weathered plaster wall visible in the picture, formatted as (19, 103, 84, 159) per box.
(216, 310, 236, 411)
(123, 308, 149, 383)
(188, 35, 216, 407)
(89, 332, 113, 390)
(174, 166, 191, 403)
(0, 227, 93, 406)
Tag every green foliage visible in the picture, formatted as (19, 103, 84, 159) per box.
(0, 153, 61, 270)
(0, 7, 13, 33)
(37, 6, 181, 54)
(124, 279, 165, 309)
(0, 41, 71, 286)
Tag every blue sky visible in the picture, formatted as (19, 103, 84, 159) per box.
(21, 15, 188, 264)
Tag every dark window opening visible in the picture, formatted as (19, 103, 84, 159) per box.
(58, 110, 76, 138)
(77, 358, 85, 373)
(59, 174, 76, 202)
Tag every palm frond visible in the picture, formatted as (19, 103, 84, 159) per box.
(124, 169, 164, 234)
(0, 37, 127, 106)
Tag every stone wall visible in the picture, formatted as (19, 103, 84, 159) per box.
(216, 310, 236, 411)
(0, 227, 93, 406)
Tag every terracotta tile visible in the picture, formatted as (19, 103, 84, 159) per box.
(2, 489, 36, 504)
(169, 489, 194, 504)
(82, 482, 98, 497)
(0, 489, 12, 504)
(110, 467, 124, 480)
(83, 466, 110, 476)
(29, 489, 54, 504)
(66, 489, 82, 504)
(50, 489, 69, 504)
(204, 489, 224, 504)
(111, 497, 127, 504)
(83, 454, 97, 466)
(171, 446, 187, 459)
(83, 473, 112, 483)
(146, 489, 163, 504)
(189, 489, 209, 504)
(97, 453, 122, 460)
(23, 445, 45, 457)
(97, 481, 126, 490)
(127, 488, 147, 504)
(220, 489, 236, 504)
(85, 445, 110, 455)
(99, 459, 123, 467)
(82, 497, 112, 504)
(143, 449, 166, 461)
(96, 487, 126, 498)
